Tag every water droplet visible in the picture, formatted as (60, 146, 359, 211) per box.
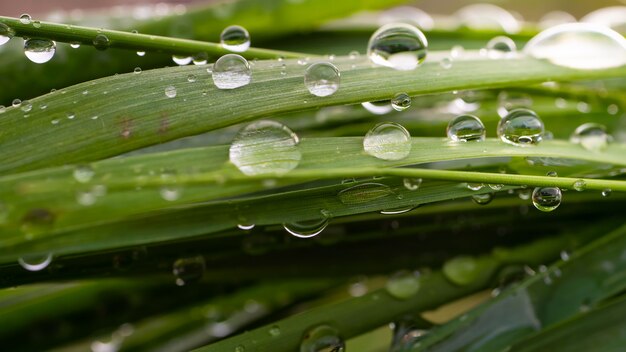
(489, 184, 504, 190)
(440, 57, 452, 69)
(363, 122, 412, 160)
(76, 188, 99, 206)
(192, 52, 208, 65)
(18, 253, 53, 271)
(391, 93, 411, 111)
(0, 106, 5, 114)
(66, 111, 75, 120)
(69, 42, 81, 49)
(20, 100, 32, 113)
(300, 325, 345, 352)
(20, 14, 32, 25)
(338, 183, 393, 205)
(532, 187, 562, 212)
(24, 39, 56, 64)
(220, 25, 250, 52)
(467, 183, 484, 191)
(237, 224, 255, 230)
(403, 178, 422, 191)
(362, 101, 393, 115)
(581, 6, 626, 33)
(449, 90, 481, 113)
(172, 255, 206, 286)
(607, 104, 619, 115)
(456, 4, 520, 34)
(304, 62, 340, 97)
(378, 6, 434, 31)
(602, 189, 612, 197)
(229, 120, 301, 176)
(524, 23, 626, 69)
(134, 67, 141, 74)
(283, 211, 330, 238)
(560, 250, 571, 261)
(450, 45, 465, 58)
(472, 193, 493, 205)
(0, 23, 15, 45)
(570, 123, 611, 152)
(349, 50, 360, 60)
(367, 23, 428, 71)
(136, 50, 145, 56)
(269, 325, 281, 337)
(12, 99, 21, 107)
(486, 36, 517, 58)
(235, 345, 246, 352)
(497, 91, 533, 118)
(187, 74, 197, 82)
(73, 165, 95, 183)
(573, 179, 586, 191)
(212, 54, 251, 89)
(92, 33, 110, 50)
(160, 186, 181, 201)
(386, 270, 420, 299)
(446, 114, 486, 142)
(172, 55, 192, 65)
(164, 85, 177, 98)
(540, 11, 576, 29)
(443, 256, 479, 285)
(497, 108, 544, 146)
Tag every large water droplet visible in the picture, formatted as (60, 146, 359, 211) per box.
(172, 55, 192, 65)
(20, 14, 32, 25)
(581, 6, 626, 33)
(391, 93, 411, 111)
(220, 25, 250, 52)
(486, 36, 517, 58)
(73, 165, 95, 183)
(532, 187, 562, 212)
(18, 253, 53, 272)
(363, 122, 412, 160)
(172, 255, 206, 286)
(212, 54, 251, 89)
(524, 23, 626, 69)
(24, 39, 56, 64)
(570, 123, 611, 152)
(446, 114, 485, 142)
(456, 4, 521, 34)
(283, 211, 331, 238)
(367, 23, 428, 71)
(378, 6, 434, 31)
(300, 325, 345, 352)
(338, 183, 394, 205)
(229, 120, 301, 176)
(304, 62, 340, 97)
(497, 108, 544, 146)
(92, 33, 110, 50)
(362, 101, 393, 115)
(0, 23, 14, 45)
(443, 256, 480, 285)
(386, 270, 420, 299)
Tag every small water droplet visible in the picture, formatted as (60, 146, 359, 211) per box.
(361, 100, 393, 115)
(66, 111, 75, 120)
(187, 74, 197, 82)
(269, 325, 281, 337)
(363, 122, 411, 160)
(134, 67, 141, 74)
(524, 23, 626, 69)
(443, 256, 479, 285)
(570, 123, 611, 152)
(601, 189, 612, 197)
(0, 23, 14, 46)
(304, 62, 340, 97)
(403, 178, 422, 191)
(300, 325, 345, 352)
(283, 211, 330, 238)
(136, 51, 146, 56)
(297, 57, 309, 65)
(20, 100, 32, 112)
(192, 52, 208, 65)
(12, 99, 21, 107)
(391, 93, 411, 111)
(212, 54, 251, 89)
(229, 120, 300, 176)
(446, 114, 485, 142)
(532, 187, 562, 212)
(573, 179, 586, 191)
(92, 33, 110, 50)
(560, 250, 570, 261)
(220, 25, 250, 52)
(18, 253, 53, 271)
(172, 55, 192, 65)
(160, 186, 181, 201)
(386, 270, 420, 299)
(450, 45, 465, 58)
(338, 183, 393, 205)
(489, 184, 504, 190)
(497, 108, 544, 146)
(20, 14, 32, 25)
(164, 85, 177, 98)
(70, 42, 81, 49)
(486, 36, 517, 58)
(349, 50, 360, 59)
(237, 224, 255, 230)
(440, 57, 452, 69)
(73, 165, 95, 183)
(235, 345, 246, 352)
(24, 39, 56, 64)
(472, 193, 493, 205)
(172, 255, 206, 286)
(367, 23, 428, 70)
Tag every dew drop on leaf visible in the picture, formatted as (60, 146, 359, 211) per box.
(212, 54, 252, 89)
(92, 33, 110, 50)
(300, 325, 345, 352)
(472, 193, 493, 205)
(532, 187, 562, 212)
(391, 93, 411, 111)
(164, 85, 177, 98)
(367, 23, 428, 71)
(443, 256, 480, 285)
(24, 39, 56, 64)
(362, 100, 393, 115)
(304, 62, 340, 97)
(486, 36, 517, 58)
(0, 23, 14, 45)
(220, 25, 250, 52)
(446, 114, 485, 142)
(569, 123, 611, 152)
(386, 270, 420, 299)
(172, 55, 192, 65)
(497, 108, 544, 146)
(363, 122, 412, 161)
(18, 252, 53, 272)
